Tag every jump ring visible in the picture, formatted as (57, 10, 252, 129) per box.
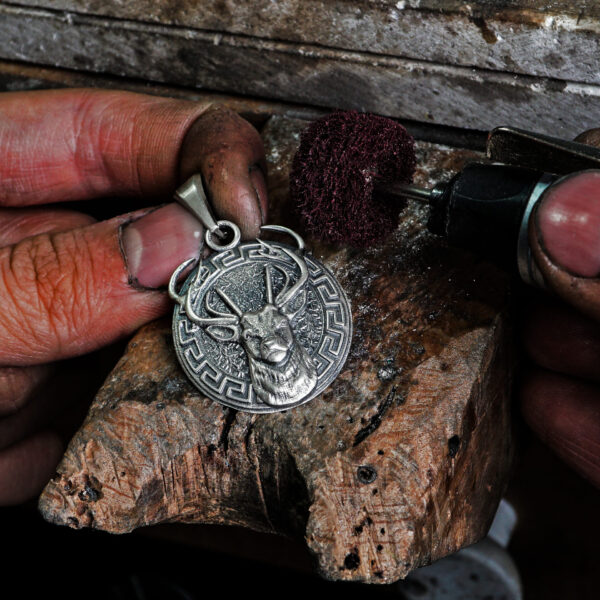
(205, 220, 241, 251)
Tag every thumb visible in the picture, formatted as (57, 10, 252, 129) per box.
(529, 169, 600, 321)
(0, 203, 203, 366)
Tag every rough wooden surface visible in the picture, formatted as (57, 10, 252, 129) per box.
(39, 116, 513, 583)
(0, 60, 487, 151)
(1, 2, 600, 137)
(8, 1, 600, 82)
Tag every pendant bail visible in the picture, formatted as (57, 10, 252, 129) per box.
(174, 174, 225, 239)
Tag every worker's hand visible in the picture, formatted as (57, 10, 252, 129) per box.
(521, 129, 600, 488)
(0, 89, 267, 505)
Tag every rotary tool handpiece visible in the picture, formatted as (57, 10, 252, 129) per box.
(381, 162, 559, 287)
(380, 126, 600, 287)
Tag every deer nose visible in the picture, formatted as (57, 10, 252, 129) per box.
(261, 337, 288, 364)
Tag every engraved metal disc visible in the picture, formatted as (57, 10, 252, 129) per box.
(171, 239, 352, 413)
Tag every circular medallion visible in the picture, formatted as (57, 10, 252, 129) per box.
(170, 232, 352, 413)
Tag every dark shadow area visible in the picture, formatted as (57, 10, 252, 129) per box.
(1, 504, 404, 600)
(507, 435, 600, 599)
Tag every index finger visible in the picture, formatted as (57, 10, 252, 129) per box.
(0, 89, 267, 237)
(0, 89, 204, 204)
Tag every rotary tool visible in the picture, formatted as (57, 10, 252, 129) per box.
(289, 112, 600, 286)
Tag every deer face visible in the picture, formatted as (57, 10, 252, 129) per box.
(240, 305, 294, 364)
(239, 301, 317, 407)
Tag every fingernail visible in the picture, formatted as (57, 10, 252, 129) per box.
(536, 171, 600, 277)
(121, 203, 203, 288)
(250, 166, 267, 225)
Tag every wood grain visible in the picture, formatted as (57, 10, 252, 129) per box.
(0, 4, 599, 137)
(7, 1, 600, 83)
(39, 116, 514, 583)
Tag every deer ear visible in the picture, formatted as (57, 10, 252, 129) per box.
(205, 324, 241, 343)
(282, 288, 307, 320)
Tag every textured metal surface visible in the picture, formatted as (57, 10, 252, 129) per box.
(170, 228, 352, 413)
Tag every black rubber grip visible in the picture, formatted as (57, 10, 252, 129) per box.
(427, 163, 551, 268)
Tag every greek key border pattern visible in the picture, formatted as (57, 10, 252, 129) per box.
(173, 242, 352, 411)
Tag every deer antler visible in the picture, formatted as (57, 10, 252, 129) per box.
(262, 256, 291, 305)
(275, 246, 308, 310)
(168, 258, 197, 305)
(265, 264, 274, 305)
(257, 225, 309, 314)
(185, 290, 240, 328)
(216, 288, 243, 317)
(204, 291, 240, 320)
(169, 258, 240, 329)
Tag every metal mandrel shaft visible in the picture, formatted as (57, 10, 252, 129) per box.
(374, 181, 433, 204)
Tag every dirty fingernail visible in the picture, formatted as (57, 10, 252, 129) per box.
(536, 171, 600, 277)
(121, 203, 203, 288)
(250, 166, 268, 225)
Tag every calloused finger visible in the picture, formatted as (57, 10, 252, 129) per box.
(0, 208, 101, 409)
(528, 126, 600, 322)
(521, 368, 600, 488)
(180, 105, 268, 238)
(0, 89, 267, 238)
(0, 209, 100, 412)
(0, 89, 208, 206)
(0, 431, 62, 506)
(0, 203, 203, 366)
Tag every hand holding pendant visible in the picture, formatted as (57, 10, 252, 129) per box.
(0, 89, 267, 504)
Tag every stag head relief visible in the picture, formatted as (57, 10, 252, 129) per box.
(179, 242, 318, 407)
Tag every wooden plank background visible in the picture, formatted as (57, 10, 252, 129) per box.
(1, 1, 599, 137)
(7, 0, 600, 81)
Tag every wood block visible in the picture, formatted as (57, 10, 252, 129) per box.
(39, 116, 514, 583)
(1, 1, 599, 136)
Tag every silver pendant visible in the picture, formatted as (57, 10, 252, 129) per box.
(168, 188, 352, 413)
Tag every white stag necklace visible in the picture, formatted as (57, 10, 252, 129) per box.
(168, 175, 352, 413)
